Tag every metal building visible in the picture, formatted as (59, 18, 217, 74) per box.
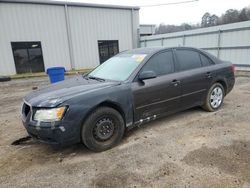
(139, 24, 156, 37)
(0, 0, 139, 75)
(140, 21, 250, 70)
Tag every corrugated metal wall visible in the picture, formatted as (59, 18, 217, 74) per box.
(140, 21, 250, 68)
(0, 3, 71, 75)
(140, 25, 156, 36)
(0, 2, 139, 75)
(68, 6, 135, 69)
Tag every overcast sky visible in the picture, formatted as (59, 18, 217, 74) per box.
(61, 0, 250, 25)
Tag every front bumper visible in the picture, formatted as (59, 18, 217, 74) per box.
(21, 104, 82, 145)
(22, 120, 81, 145)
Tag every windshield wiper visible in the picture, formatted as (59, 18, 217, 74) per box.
(88, 76, 105, 82)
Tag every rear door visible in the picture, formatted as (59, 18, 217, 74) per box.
(132, 50, 181, 122)
(173, 48, 214, 108)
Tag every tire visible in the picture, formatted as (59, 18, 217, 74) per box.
(202, 83, 225, 112)
(0, 76, 11, 82)
(81, 107, 125, 152)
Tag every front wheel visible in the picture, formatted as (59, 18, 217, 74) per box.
(81, 107, 125, 152)
(202, 83, 225, 112)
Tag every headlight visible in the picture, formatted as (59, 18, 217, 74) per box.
(33, 107, 66, 122)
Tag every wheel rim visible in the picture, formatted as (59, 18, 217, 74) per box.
(93, 117, 115, 141)
(210, 86, 223, 109)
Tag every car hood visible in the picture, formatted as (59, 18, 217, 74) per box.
(24, 76, 120, 107)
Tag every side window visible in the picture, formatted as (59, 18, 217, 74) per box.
(175, 50, 202, 71)
(200, 54, 214, 66)
(141, 51, 174, 76)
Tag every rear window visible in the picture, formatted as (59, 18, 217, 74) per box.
(175, 50, 202, 71)
(200, 54, 214, 66)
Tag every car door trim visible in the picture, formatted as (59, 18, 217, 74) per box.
(136, 88, 206, 110)
(181, 88, 206, 97)
(136, 95, 181, 110)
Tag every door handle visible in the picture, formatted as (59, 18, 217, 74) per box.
(205, 72, 212, 78)
(171, 79, 180, 86)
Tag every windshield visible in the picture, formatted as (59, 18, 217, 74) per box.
(88, 53, 148, 81)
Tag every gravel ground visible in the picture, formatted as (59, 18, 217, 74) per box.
(0, 76, 250, 188)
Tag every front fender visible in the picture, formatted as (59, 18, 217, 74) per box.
(63, 83, 134, 130)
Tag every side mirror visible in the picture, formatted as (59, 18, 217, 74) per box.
(138, 71, 157, 80)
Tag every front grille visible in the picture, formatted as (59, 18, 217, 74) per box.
(22, 102, 31, 118)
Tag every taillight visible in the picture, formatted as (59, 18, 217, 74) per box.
(230, 64, 236, 74)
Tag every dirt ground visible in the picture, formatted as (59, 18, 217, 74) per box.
(0, 76, 250, 188)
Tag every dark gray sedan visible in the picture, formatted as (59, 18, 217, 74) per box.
(21, 47, 235, 151)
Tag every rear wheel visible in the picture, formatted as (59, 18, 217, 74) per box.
(81, 107, 125, 152)
(202, 83, 225, 112)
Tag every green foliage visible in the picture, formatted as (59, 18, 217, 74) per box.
(155, 5, 250, 34)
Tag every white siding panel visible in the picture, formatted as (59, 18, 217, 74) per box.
(0, 3, 71, 75)
(140, 25, 155, 35)
(163, 38, 183, 47)
(0, 2, 138, 75)
(185, 34, 218, 48)
(146, 39, 162, 47)
(140, 21, 250, 68)
(220, 49, 250, 65)
(220, 30, 250, 47)
(204, 49, 218, 57)
(0, 3, 70, 75)
(68, 7, 133, 69)
(133, 10, 140, 48)
(141, 21, 250, 41)
(140, 41, 146, 47)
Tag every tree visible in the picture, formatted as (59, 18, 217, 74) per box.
(201, 12, 211, 27)
(155, 23, 198, 34)
(181, 23, 192, 30)
(210, 14, 219, 26)
(220, 9, 240, 24)
(239, 8, 249, 21)
(154, 5, 250, 35)
(246, 7, 250, 19)
(201, 13, 218, 27)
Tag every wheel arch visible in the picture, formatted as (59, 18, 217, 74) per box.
(81, 100, 126, 128)
(214, 79, 227, 94)
(97, 101, 126, 122)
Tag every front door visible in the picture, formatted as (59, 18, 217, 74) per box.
(132, 50, 181, 122)
(98, 40, 119, 64)
(11, 41, 45, 74)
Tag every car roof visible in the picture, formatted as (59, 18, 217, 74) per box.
(125, 47, 168, 54)
(123, 46, 205, 55)
(122, 47, 220, 63)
